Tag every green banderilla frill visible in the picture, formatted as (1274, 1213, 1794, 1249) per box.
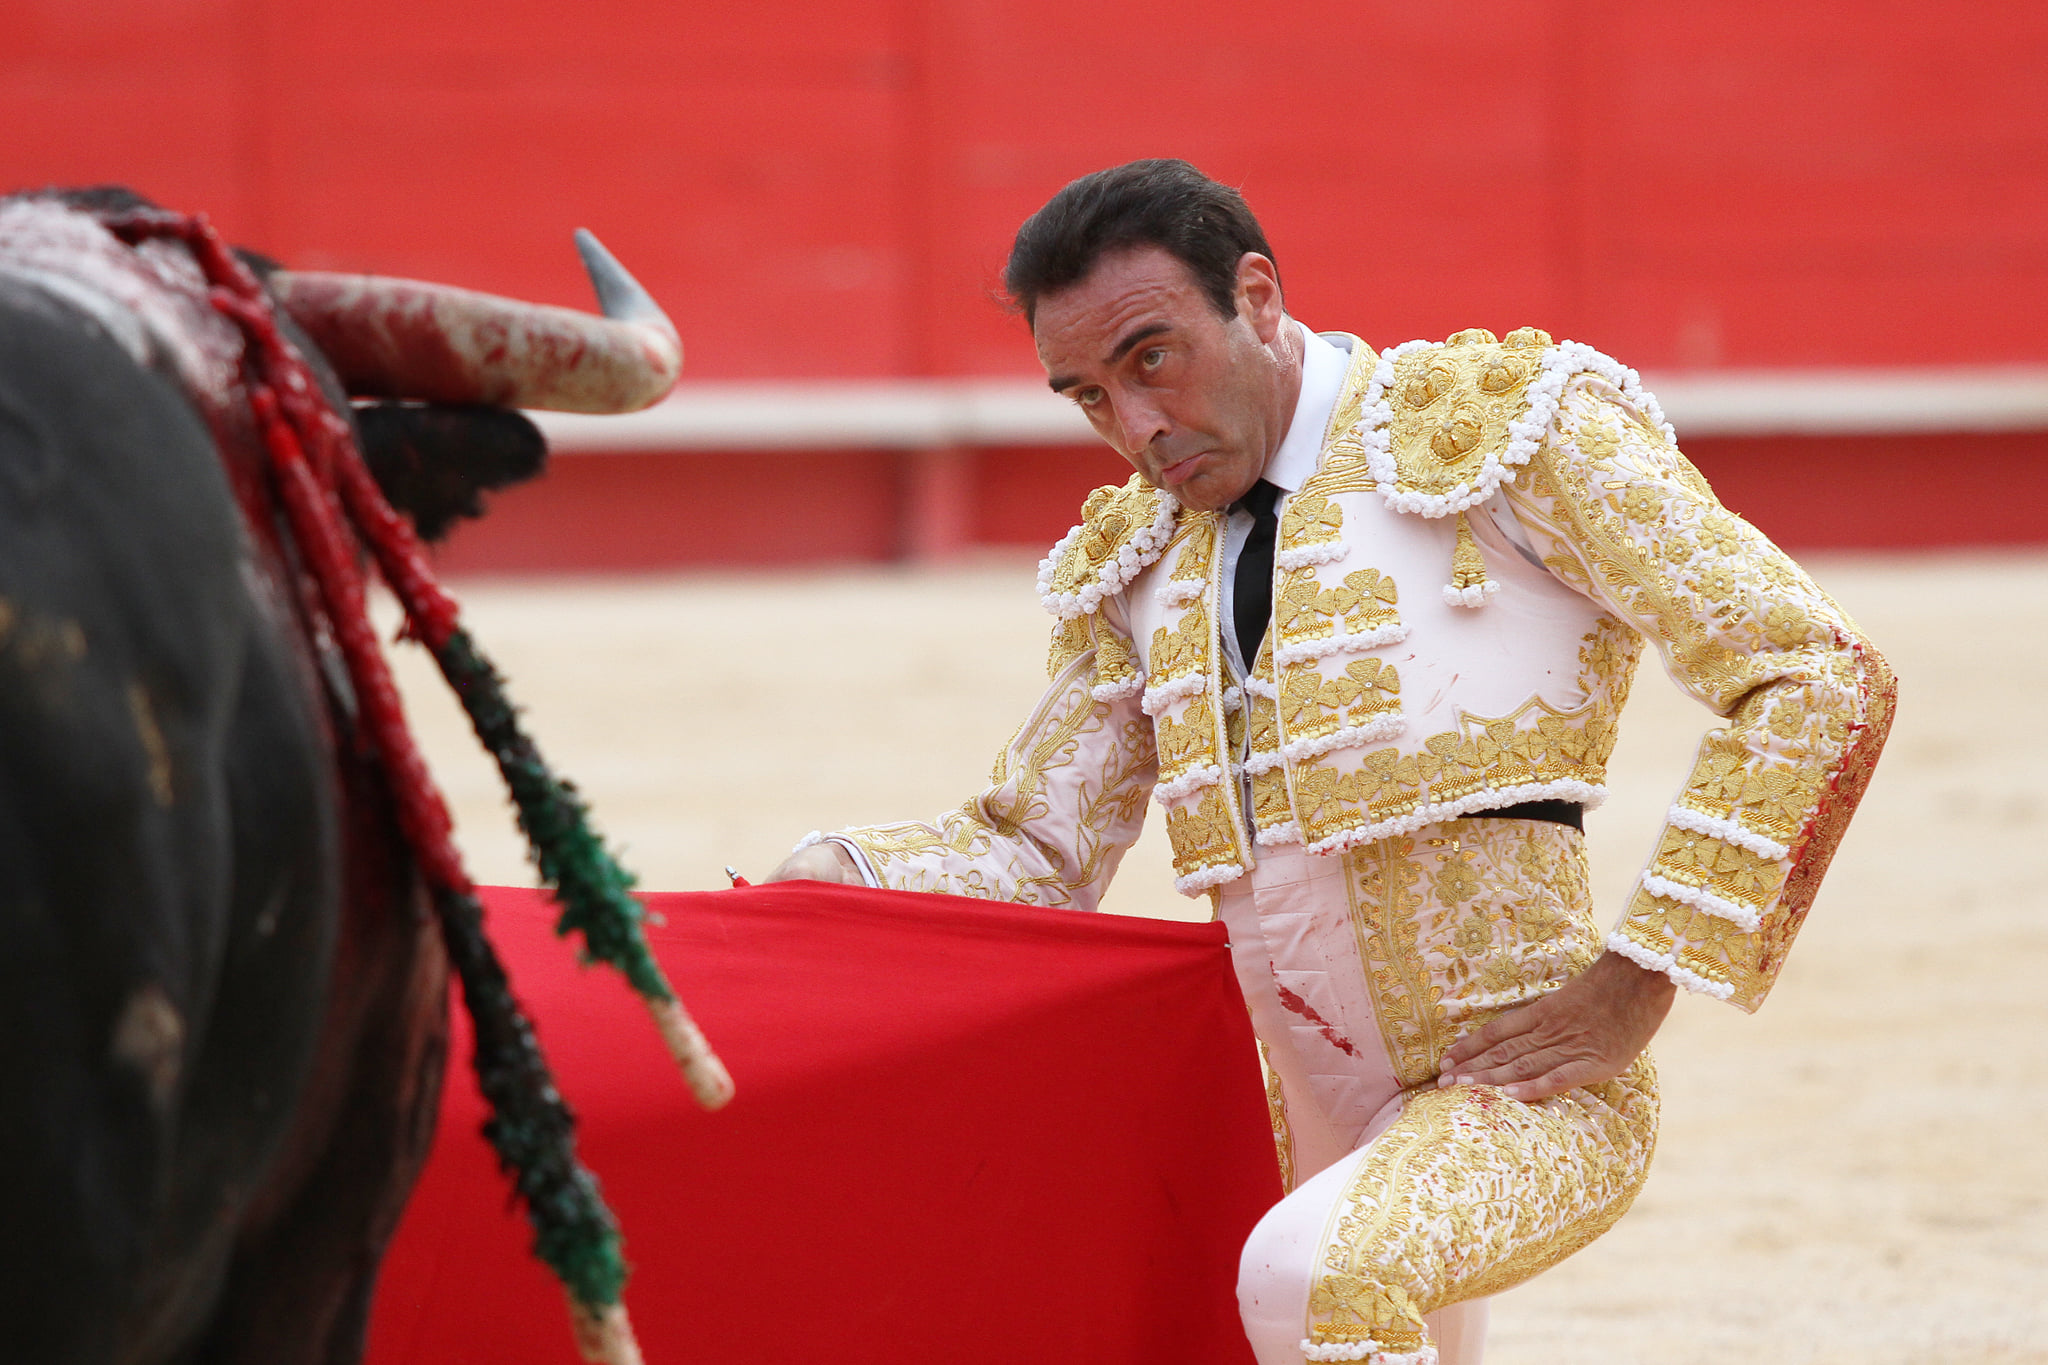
(435, 626, 734, 1110)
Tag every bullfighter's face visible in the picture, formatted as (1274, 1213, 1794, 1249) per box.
(1034, 245, 1300, 513)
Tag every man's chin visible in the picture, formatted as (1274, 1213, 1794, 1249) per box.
(1163, 472, 1246, 513)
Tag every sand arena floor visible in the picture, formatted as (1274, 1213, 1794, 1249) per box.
(384, 547, 2048, 1365)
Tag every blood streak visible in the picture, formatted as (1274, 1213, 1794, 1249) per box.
(1275, 984, 1360, 1058)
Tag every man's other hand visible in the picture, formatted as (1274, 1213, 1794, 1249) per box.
(1436, 950, 1676, 1103)
(766, 841, 862, 885)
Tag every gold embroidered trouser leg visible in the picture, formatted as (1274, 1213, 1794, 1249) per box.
(1238, 1055, 1658, 1364)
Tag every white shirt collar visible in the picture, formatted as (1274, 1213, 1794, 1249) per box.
(1260, 321, 1350, 495)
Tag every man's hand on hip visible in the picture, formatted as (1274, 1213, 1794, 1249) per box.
(1436, 950, 1676, 1103)
(766, 840, 862, 885)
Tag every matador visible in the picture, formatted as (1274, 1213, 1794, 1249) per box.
(771, 159, 1895, 1365)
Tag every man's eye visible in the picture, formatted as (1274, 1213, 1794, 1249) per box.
(1140, 348, 1166, 370)
(1075, 387, 1104, 407)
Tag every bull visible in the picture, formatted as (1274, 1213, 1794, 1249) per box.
(0, 187, 690, 1365)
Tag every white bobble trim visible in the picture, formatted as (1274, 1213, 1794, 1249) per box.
(1638, 872, 1763, 932)
(1153, 763, 1225, 805)
(1275, 540, 1347, 571)
(1141, 673, 1208, 716)
(1275, 623, 1409, 666)
(1280, 715, 1407, 765)
(1606, 931, 1735, 1000)
(1299, 779, 1608, 858)
(1090, 676, 1144, 702)
(1174, 863, 1246, 895)
(1442, 580, 1500, 609)
(1299, 1342, 1438, 1364)
(1666, 805, 1791, 861)
(1037, 491, 1181, 619)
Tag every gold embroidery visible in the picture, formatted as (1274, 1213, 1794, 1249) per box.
(1045, 614, 1092, 679)
(1046, 475, 1161, 602)
(1276, 567, 1401, 645)
(1291, 697, 1610, 847)
(1259, 1041, 1297, 1195)
(1148, 599, 1209, 682)
(1502, 375, 1890, 1010)
(1163, 783, 1238, 878)
(1348, 821, 1601, 1088)
(1306, 1057, 1657, 1349)
(1279, 658, 1402, 745)
(1449, 509, 1491, 595)
(844, 647, 1152, 907)
(1648, 826, 1782, 913)
(1762, 644, 1897, 990)
(1154, 696, 1217, 784)
(1307, 339, 1385, 496)
(1089, 616, 1138, 693)
(1169, 513, 1219, 583)
(1280, 490, 1344, 545)
(1346, 837, 1437, 1086)
(1384, 330, 1546, 502)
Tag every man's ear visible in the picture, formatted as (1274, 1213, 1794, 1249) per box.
(1236, 253, 1285, 344)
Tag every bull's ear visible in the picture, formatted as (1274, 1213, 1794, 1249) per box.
(352, 402, 547, 543)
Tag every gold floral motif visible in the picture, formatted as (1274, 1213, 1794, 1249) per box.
(1280, 490, 1345, 546)
(1276, 566, 1401, 646)
(1649, 825, 1783, 913)
(1155, 696, 1217, 783)
(1306, 1059, 1656, 1351)
(1385, 332, 1542, 499)
(1164, 784, 1239, 879)
(1290, 698, 1610, 846)
(1149, 599, 1209, 682)
(1280, 657, 1401, 744)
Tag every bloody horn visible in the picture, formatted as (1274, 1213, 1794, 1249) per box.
(269, 231, 682, 414)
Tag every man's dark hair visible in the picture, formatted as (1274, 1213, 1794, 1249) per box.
(1003, 159, 1278, 325)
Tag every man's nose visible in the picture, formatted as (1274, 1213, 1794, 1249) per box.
(1108, 389, 1170, 455)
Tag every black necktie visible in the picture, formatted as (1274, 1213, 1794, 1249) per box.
(1233, 479, 1282, 672)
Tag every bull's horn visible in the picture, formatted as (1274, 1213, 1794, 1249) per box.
(269, 232, 682, 414)
(576, 228, 664, 325)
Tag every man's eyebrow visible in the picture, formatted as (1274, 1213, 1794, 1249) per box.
(1105, 322, 1171, 367)
(1045, 322, 1175, 394)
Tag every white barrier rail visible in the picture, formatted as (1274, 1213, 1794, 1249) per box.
(529, 367, 2048, 454)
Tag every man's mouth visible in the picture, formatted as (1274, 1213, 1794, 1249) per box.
(1155, 451, 1207, 486)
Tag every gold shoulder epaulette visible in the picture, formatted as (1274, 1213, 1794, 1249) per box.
(1036, 473, 1180, 620)
(1377, 326, 1553, 517)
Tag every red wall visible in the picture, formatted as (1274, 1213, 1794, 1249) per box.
(8, 0, 2046, 380)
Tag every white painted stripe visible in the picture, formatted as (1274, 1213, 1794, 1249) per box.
(1645, 367, 2048, 436)
(527, 367, 2048, 453)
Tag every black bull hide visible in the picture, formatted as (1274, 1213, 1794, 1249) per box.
(0, 204, 550, 1364)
